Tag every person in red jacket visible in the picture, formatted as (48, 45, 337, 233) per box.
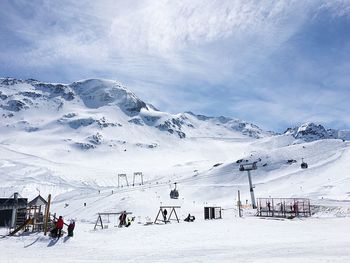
(56, 216, 64, 238)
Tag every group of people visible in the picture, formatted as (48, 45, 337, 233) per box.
(118, 211, 135, 227)
(162, 209, 195, 223)
(50, 216, 75, 238)
(51, 210, 193, 237)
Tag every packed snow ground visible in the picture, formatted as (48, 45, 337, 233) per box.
(1, 216, 350, 263)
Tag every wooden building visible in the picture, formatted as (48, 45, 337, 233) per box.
(0, 196, 27, 227)
(27, 195, 48, 232)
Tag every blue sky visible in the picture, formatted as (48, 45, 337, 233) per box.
(0, 0, 349, 132)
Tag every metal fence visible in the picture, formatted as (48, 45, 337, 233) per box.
(257, 198, 311, 218)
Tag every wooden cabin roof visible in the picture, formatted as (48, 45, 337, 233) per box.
(28, 195, 47, 207)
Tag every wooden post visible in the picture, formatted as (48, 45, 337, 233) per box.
(308, 200, 311, 217)
(172, 207, 179, 223)
(94, 214, 103, 230)
(154, 209, 161, 224)
(32, 206, 37, 232)
(44, 194, 51, 236)
(238, 190, 242, 217)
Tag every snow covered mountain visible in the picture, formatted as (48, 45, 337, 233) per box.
(0, 77, 271, 151)
(3, 77, 349, 146)
(284, 122, 350, 142)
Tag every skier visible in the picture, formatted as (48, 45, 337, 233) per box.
(56, 216, 64, 238)
(67, 220, 75, 237)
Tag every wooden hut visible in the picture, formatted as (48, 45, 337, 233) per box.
(27, 195, 48, 231)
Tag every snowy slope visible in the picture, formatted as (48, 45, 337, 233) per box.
(1, 77, 350, 211)
(1, 77, 350, 262)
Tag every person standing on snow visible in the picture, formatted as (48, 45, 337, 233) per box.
(119, 211, 127, 227)
(56, 216, 64, 238)
(122, 211, 127, 226)
(68, 219, 75, 237)
(163, 209, 168, 222)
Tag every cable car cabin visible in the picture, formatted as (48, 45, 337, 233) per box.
(301, 162, 308, 169)
(170, 182, 179, 199)
(301, 158, 308, 169)
(170, 190, 179, 199)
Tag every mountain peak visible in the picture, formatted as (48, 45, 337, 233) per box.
(71, 79, 148, 115)
(284, 122, 346, 142)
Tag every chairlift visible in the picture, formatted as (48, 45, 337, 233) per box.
(301, 158, 308, 169)
(239, 162, 257, 171)
(170, 182, 179, 199)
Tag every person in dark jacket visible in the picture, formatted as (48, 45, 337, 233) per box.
(56, 216, 64, 238)
(163, 209, 168, 222)
(67, 220, 75, 237)
(184, 213, 195, 222)
(122, 211, 127, 225)
(50, 220, 57, 238)
(119, 211, 127, 227)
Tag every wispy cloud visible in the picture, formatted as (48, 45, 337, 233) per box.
(0, 0, 349, 130)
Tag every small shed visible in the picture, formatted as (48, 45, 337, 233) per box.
(204, 206, 222, 220)
(0, 196, 27, 227)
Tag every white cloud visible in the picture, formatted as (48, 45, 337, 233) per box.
(0, 0, 349, 130)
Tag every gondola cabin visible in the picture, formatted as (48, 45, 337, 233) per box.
(301, 158, 308, 169)
(170, 182, 179, 199)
